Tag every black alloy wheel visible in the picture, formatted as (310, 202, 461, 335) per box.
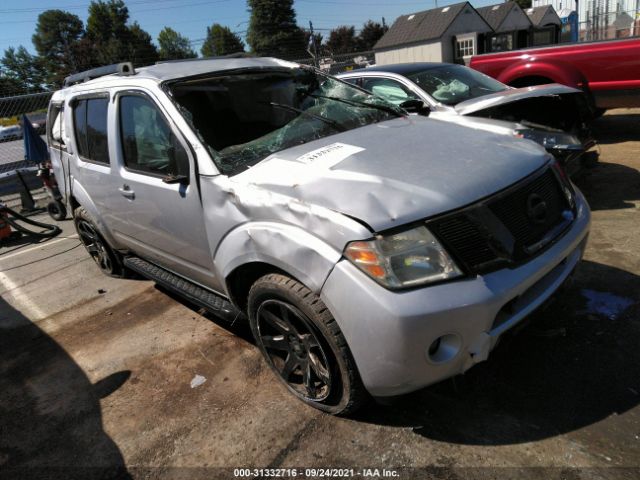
(255, 299, 332, 401)
(76, 218, 114, 273)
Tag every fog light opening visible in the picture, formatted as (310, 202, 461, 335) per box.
(427, 334, 462, 364)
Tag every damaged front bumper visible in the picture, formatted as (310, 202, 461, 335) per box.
(547, 140, 599, 177)
(320, 189, 590, 398)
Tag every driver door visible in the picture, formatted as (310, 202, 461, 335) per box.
(109, 90, 216, 288)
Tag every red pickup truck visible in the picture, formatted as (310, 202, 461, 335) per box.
(470, 37, 640, 112)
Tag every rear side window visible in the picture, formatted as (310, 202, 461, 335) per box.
(72, 97, 110, 164)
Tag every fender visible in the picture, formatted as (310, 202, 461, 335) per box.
(214, 221, 342, 295)
(498, 58, 588, 90)
(70, 178, 119, 247)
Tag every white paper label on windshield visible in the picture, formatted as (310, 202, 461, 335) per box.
(296, 143, 365, 169)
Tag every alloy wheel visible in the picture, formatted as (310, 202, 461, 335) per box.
(76, 219, 113, 273)
(256, 299, 332, 401)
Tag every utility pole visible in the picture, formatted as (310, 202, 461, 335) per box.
(309, 20, 319, 68)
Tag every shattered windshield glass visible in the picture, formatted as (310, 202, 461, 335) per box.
(170, 67, 404, 175)
(407, 65, 507, 106)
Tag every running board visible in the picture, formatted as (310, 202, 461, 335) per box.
(123, 256, 241, 322)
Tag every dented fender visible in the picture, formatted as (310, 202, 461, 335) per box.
(214, 222, 342, 294)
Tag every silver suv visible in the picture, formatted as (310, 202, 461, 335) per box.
(48, 58, 590, 414)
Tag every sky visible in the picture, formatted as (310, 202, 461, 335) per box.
(0, 0, 503, 56)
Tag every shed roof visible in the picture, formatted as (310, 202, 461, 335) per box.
(477, 2, 520, 31)
(374, 2, 487, 50)
(526, 5, 561, 26)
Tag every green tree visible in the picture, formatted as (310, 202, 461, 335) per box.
(0, 74, 22, 96)
(86, 0, 157, 66)
(246, 0, 306, 59)
(1, 46, 47, 93)
(515, 0, 532, 8)
(32, 10, 85, 86)
(158, 27, 197, 60)
(201, 24, 244, 57)
(126, 22, 159, 65)
(357, 20, 388, 51)
(325, 26, 358, 55)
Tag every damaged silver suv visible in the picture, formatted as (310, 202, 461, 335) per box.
(48, 58, 590, 414)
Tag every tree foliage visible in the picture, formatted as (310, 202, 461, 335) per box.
(358, 20, 388, 50)
(85, 0, 157, 67)
(1, 46, 47, 93)
(201, 24, 245, 57)
(32, 10, 85, 85)
(158, 27, 197, 60)
(246, 0, 306, 59)
(325, 26, 359, 55)
(515, 0, 532, 9)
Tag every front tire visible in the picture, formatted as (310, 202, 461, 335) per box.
(74, 206, 125, 278)
(248, 273, 366, 415)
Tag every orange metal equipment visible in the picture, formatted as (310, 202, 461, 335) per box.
(0, 207, 12, 241)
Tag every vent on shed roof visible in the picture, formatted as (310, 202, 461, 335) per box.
(492, 5, 501, 10)
(408, 14, 415, 20)
(442, 6, 450, 12)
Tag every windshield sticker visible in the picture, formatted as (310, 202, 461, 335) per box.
(296, 143, 365, 169)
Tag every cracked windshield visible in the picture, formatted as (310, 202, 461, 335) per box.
(170, 68, 403, 174)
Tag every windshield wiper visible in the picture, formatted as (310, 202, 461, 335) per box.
(262, 101, 346, 132)
(307, 93, 405, 117)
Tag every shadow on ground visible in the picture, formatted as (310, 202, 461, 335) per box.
(0, 296, 132, 479)
(592, 112, 640, 145)
(353, 260, 640, 445)
(574, 161, 640, 211)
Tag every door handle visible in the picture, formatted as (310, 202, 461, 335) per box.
(118, 185, 135, 199)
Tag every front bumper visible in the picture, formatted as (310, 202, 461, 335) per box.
(320, 189, 591, 397)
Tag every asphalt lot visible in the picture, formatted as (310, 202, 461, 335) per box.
(1, 109, 639, 479)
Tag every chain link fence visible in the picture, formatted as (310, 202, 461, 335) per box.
(578, 9, 640, 41)
(0, 91, 52, 198)
(294, 50, 375, 74)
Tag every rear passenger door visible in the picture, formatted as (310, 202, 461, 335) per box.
(69, 94, 127, 236)
(108, 90, 215, 288)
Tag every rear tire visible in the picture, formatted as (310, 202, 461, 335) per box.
(248, 273, 367, 415)
(47, 200, 67, 221)
(74, 206, 125, 278)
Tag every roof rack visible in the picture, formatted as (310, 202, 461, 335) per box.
(63, 62, 135, 88)
(155, 52, 256, 65)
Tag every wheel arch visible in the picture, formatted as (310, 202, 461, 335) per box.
(499, 60, 587, 90)
(216, 221, 343, 312)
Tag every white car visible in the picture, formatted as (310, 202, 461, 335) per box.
(338, 63, 597, 175)
(0, 125, 23, 142)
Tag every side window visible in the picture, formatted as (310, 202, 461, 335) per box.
(361, 77, 419, 106)
(72, 97, 110, 164)
(342, 77, 361, 87)
(119, 94, 188, 177)
(47, 104, 66, 149)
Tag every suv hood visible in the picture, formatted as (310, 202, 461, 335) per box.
(454, 83, 582, 116)
(234, 116, 549, 232)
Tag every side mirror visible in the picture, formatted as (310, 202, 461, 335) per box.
(400, 99, 430, 116)
(162, 138, 190, 186)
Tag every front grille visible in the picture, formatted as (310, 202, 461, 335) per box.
(429, 216, 496, 267)
(428, 168, 572, 273)
(489, 170, 567, 249)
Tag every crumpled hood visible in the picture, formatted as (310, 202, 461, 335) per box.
(234, 116, 550, 232)
(454, 83, 582, 116)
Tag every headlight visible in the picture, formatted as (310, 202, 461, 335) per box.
(515, 129, 582, 150)
(344, 226, 462, 289)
